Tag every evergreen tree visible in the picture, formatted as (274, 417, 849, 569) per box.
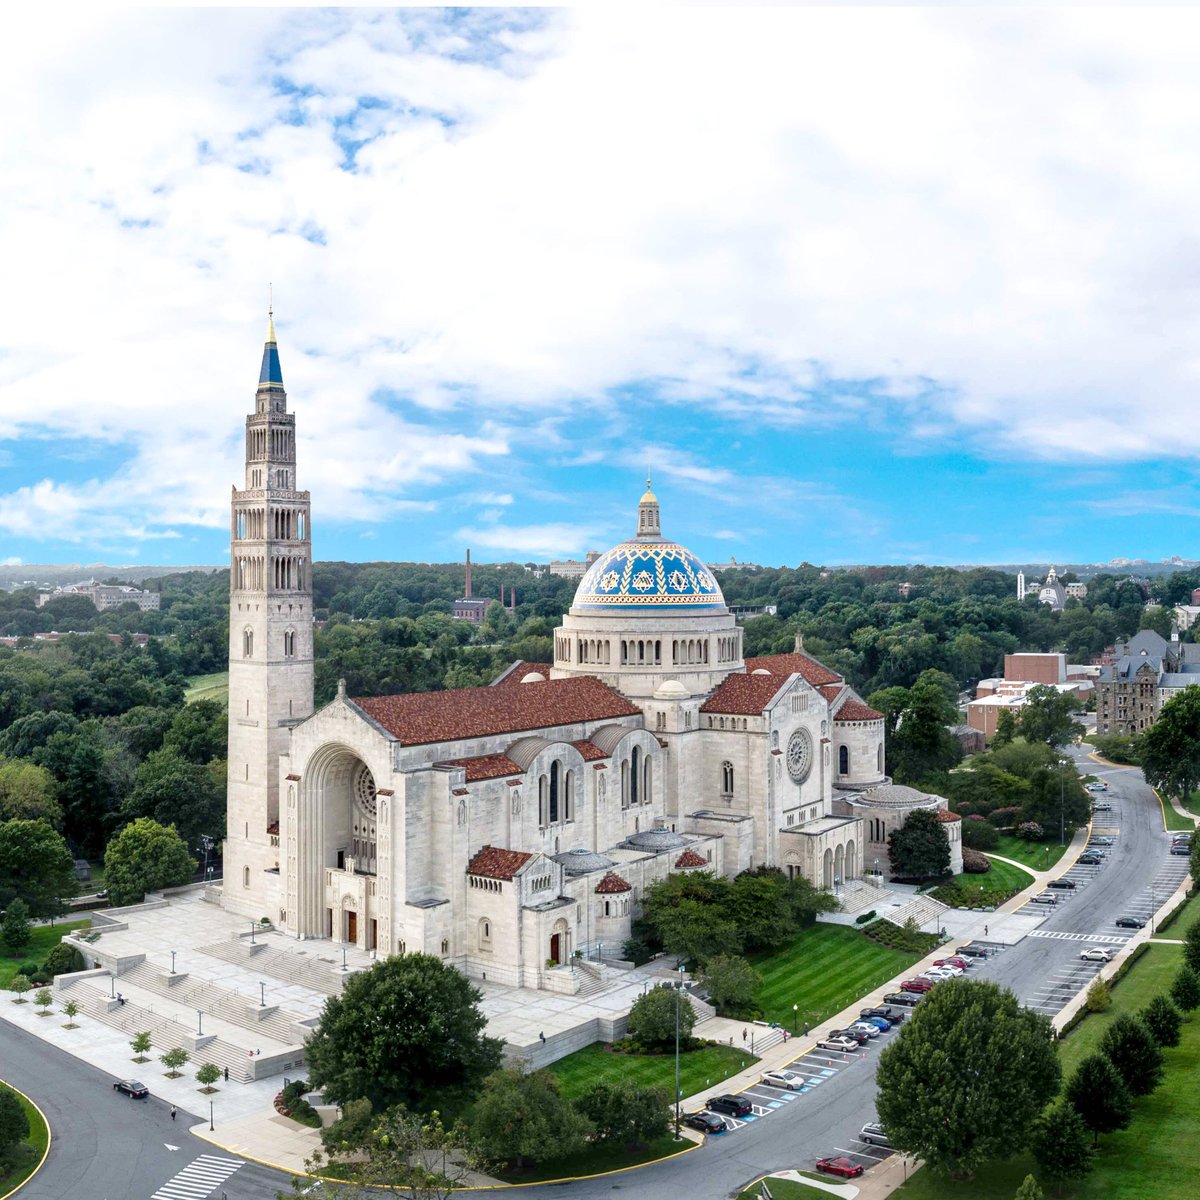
(1099, 1013, 1163, 1096)
(1, 898, 31, 953)
(1140, 994, 1183, 1048)
(1170, 964, 1200, 1012)
(1013, 1174, 1044, 1200)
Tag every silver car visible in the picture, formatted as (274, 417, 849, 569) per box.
(848, 1021, 881, 1039)
(760, 1069, 805, 1090)
(860, 1122, 892, 1147)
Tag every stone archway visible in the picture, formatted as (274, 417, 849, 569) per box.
(845, 839, 857, 881)
(834, 844, 845, 888)
(549, 917, 571, 965)
(822, 848, 833, 889)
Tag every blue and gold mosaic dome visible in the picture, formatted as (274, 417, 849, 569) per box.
(572, 539, 727, 613)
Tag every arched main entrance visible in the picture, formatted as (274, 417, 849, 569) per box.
(549, 917, 571, 965)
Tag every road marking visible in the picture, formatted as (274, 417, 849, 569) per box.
(164, 1144, 180, 1152)
(150, 1154, 242, 1200)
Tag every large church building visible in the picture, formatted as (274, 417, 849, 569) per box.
(223, 321, 959, 993)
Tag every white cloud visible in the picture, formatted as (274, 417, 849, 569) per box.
(455, 521, 606, 560)
(5, 8, 1200, 550)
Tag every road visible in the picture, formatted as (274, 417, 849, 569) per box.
(2, 749, 1182, 1200)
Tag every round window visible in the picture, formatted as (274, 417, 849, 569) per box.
(354, 763, 377, 817)
(786, 729, 813, 784)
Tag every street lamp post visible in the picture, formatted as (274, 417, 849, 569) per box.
(341, 946, 348, 972)
(792, 1003, 798, 1034)
(250, 921, 256, 946)
(674, 963, 685, 1138)
(170, 950, 177, 975)
(260, 982, 266, 1007)
(197, 1010, 203, 1036)
(209, 1099, 214, 1132)
(109, 973, 115, 998)
(1060, 761, 1067, 847)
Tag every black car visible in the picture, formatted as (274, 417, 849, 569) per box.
(955, 945, 989, 957)
(1077, 854, 1103, 866)
(1048, 878, 1077, 890)
(1115, 915, 1146, 929)
(861, 1005, 905, 1024)
(832, 1027, 871, 1044)
(684, 1111, 727, 1135)
(113, 1079, 149, 1099)
(883, 991, 922, 1007)
(707, 1094, 752, 1118)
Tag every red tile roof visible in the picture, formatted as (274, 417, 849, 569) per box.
(594, 871, 632, 894)
(353, 676, 639, 747)
(436, 752, 523, 782)
(572, 739, 607, 761)
(701, 672, 787, 715)
(834, 698, 884, 722)
(818, 684, 844, 702)
(936, 808, 962, 823)
(467, 846, 534, 880)
(744, 652, 843, 686)
(492, 661, 552, 687)
(674, 849, 707, 869)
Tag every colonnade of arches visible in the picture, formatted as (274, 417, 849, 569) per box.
(821, 840, 858, 888)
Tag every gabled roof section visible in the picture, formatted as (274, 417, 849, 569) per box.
(674, 848, 707, 868)
(743, 652, 843, 686)
(352, 676, 640, 747)
(572, 739, 608, 761)
(436, 753, 523, 782)
(467, 846, 534, 881)
(594, 871, 632, 894)
(701, 672, 788, 715)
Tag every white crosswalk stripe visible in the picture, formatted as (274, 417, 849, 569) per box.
(1027, 930, 1129, 945)
(151, 1154, 243, 1199)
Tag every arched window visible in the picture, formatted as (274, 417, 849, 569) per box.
(283, 629, 295, 657)
(839, 745, 849, 774)
(243, 628, 254, 658)
(564, 771, 574, 822)
(539, 775, 549, 826)
(721, 761, 734, 798)
(549, 761, 560, 824)
(479, 918, 492, 949)
(630, 746, 641, 805)
(877, 744, 884, 774)
(440, 938, 449, 956)
(642, 756, 652, 806)
(621, 760, 630, 809)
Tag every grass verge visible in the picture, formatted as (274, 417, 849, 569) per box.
(738, 1176, 847, 1199)
(548, 1041, 753, 1103)
(991, 834, 1070, 872)
(493, 1131, 687, 1184)
(1157, 887, 1200, 934)
(0, 1080, 50, 1195)
(750, 923, 923, 1027)
(1156, 790, 1195, 832)
(185, 671, 229, 707)
(0, 919, 91, 989)
(893, 943, 1200, 1200)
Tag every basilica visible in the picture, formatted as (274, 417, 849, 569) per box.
(223, 321, 960, 993)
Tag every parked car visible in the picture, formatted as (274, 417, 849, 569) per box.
(860, 1122, 893, 1148)
(1086, 782, 1109, 792)
(883, 991, 922, 1007)
(1171, 844, 1191, 856)
(1048, 878, 1077, 890)
(817, 1035, 862, 1052)
(848, 1021, 881, 1039)
(833, 1027, 871, 1045)
(816, 1157, 865, 1179)
(928, 964, 963, 976)
(1115, 915, 1146, 929)
(1080, 947, 1114, 962)
(922, 968, 957, 980)
(901, 978, 935, 992)
(934, 957, 971, 970)
(1077, 854, 1103, 866)
(1091, 836, 1115, 846)
(877, 1004, 909, 1022)
(1172, 833, 1191, 843)
(684, 1111, 727, 1135)
(1031, 893, 1058, 905)
(954, 945, 989, 957)
(1093, 802, 1112, 811)
(707, 1094, 752, 1117)
(113, 1080, 149, 1099)
(760, 1070, 805, 1091)
(857, 1016, 892, 1032)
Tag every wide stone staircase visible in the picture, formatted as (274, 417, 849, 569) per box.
(838, 878, 895, 916)
(574, 959, 608, 999)
(198, 938, 348, 996)
(884, 894, 950, 934)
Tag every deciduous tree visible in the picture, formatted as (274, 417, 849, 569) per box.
(1098, 1013, 1163, 1096)
(1013, 1175, 1044, 1200)
(0, 1087, 31, 1156)
(305, 954, 502, 1115)
(196, 1063, 221, 1091)
(1027, 1098, 1092, 1195)
(1170, 964, 1200, 1012)
(627, 985, 695, 1051)
(161, 1047, 190, 1077)
(573, 1080, 669, 1148)
(1140, 687, 1200, 804)
(0, 757, 61, 827)
(1018, 686, 1084, 747)
(888, 808, 952, 880)
(1065, 1054, 1132, 1146)
(465, 1069, 590, 1170)
(103, 818, 196, 906)
(130, 1031, 153, 1061)
(0, 819, 76, 918)
(1, 898, 31, 953)
(1183, 920, 1200, 974)
(699, 955, 758, 1015)
(122, 748, 224, 846)
(1140, 994, 1183, 1048)
(875, 979, 1060, 1178)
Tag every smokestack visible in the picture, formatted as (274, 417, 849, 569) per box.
(465, 549, 472, 599)
(510, 587, 516, 610)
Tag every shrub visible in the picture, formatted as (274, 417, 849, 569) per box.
(17, 962, 38, 979)
(43, 942, 84, 978)
(988, 806, 1022, 827)
(1017, 821, 1045, 841)
(961, 821, 999, 851)
(628, 986, 695, 1051)
(621, 937, 654, 966)
(962, 848, 992, 874)
(1085, 978, 1111, 1013)
(863, 921, 941, 954)
(854, 910, 877, 925)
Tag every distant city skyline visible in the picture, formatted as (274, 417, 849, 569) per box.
(4, 9, 1200, 569)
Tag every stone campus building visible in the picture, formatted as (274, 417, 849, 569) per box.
(223, 319, 959, 994)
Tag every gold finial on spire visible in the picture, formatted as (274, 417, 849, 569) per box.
(267, 283, 276, 343)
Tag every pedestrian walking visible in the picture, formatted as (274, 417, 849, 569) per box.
(170, 1105, 176, 1122)
(803, 1021, 809, 1037)
(742, 1027, 748, 1042)
(223, 1066, 229, 1083)
(984, 924, 989, 937)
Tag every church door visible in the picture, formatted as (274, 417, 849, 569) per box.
(347, 911, 358, 944)
(549, 933, 561, 965)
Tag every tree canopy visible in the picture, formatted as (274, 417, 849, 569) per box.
(888, 808, 952, 880)
(1140, 686, 1200, 802)
(0, 818, 76, 918)
(102, 817, 196, 905)
(1064, 1054, 1132, 1146)
(875, 978, 1061, 1178)
(465, 1069, 590, 1170)
(306, 953, 503, 1115)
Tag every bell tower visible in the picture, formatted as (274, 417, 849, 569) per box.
(224, 310, 314, 918)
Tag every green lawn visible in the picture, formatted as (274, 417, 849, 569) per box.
(964, 859, 1035, 894)
(751, 923, 922, 1027)
(1158, 887, 1200, 934)
(991, 835, 1069, 872)
(548, 1041, 754, 1102)
(493, 1131, 689, 1184)
(738, 1176, 845, 1199)
(0, 1080, 50, 1194)
(894, 943, 1200, 1200)
(1, 919, 90, 988)
(185, 671, 228, 707)
(1157, 791, 1195, 832)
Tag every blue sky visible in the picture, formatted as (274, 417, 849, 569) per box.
(4, 7, 1200, 570)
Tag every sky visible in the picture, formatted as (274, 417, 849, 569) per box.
(4, 6, 1200, 571)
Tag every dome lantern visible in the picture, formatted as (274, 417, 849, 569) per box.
(636, 474, 660, 539)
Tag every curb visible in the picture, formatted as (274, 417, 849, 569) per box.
(0, 1079, 52, 1200)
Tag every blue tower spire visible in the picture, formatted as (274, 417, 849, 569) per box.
(258, 304, 283, 387)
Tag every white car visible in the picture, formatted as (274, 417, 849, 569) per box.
(1080, 947, 1114, 963)
(760, 1070, 805, 1091)
(848, 1021, 881, 1039)
(923, 967, 960, 979)
(818, 1035, 861, 1052)
(1086, 782, 1108, 792)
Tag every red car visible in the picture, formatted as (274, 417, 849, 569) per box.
(901, 978, 934, 993)
(935, 958, 970, 970)
(817, 1157, 865, 1179)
